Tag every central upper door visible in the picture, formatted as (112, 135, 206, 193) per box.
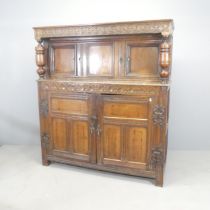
(85, 41, 114, 77)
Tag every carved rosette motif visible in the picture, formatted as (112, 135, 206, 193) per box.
(41, 133, 50, 149)
(150, 147, 164, 169)
(39, 81, 160, 95)
(39, 99, 48, 117)
(152, 105, 165, 126)
(34, 20, 174, 41)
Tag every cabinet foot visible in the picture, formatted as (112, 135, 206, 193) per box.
(42, 159, 51, 166)
(155, 166, 163, 187)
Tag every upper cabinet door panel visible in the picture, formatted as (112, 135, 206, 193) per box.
(49, 42, 79, 77)
(125, 41, 159, 77)
(85, 42, 114, 77)
(54, 47, 75, 73)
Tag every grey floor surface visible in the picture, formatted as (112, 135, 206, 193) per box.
(0, 145, 209, 210)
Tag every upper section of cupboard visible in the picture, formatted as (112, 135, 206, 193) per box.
(34, 20, 174, 83)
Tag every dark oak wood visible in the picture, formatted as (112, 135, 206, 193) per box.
(34, 20, 174, 187)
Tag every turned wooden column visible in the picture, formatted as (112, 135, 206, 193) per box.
(159, 33, 171, 79)
(35, 42, 46, 78)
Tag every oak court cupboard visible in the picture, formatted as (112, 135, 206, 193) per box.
(34, 19, 174, 186)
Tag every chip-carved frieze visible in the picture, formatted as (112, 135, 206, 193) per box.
(39, 81, 158, 95)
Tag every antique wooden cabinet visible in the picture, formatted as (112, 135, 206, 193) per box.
(34, 20, 174, 186)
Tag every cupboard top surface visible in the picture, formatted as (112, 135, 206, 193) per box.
(33, 19, 174, 41)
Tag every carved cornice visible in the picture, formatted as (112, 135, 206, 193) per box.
(150, 147, 164, 169)
(34, 20, 174, 41)
(152, 105, 165, 126)
(39, 81, 159, 95)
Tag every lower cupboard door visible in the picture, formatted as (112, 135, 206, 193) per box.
(50, 116, 95, 163)
(97, 94, 153, 169)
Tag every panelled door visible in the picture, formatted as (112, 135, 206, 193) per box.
(123, 40, 160, 78)
(48, 92, 96, 163)
(97, 94, 155, 169)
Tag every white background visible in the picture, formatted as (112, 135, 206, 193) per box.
(0, 0, 210, 149)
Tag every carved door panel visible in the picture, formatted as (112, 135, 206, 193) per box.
(84, 41, 115, 77)
(48, 93, 96, 163)
(97, 94, 155, 169)
(123, 41, 160, 78)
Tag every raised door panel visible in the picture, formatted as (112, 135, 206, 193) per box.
(85, 42, 114, 77)
(103, 124, 121, 160)
(98, 95, 153, 169)
(124, 41, 159, 78)
(125, 127, 147, 163)
(72, 120, 89, 155)
(51, 97, 88, 115)
(49, 93, 95, 163)
(104, 101, 148, 119)
(52, 118, 68, 151)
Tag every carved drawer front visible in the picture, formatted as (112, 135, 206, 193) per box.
(48, 93, 96, 163)
(98, 95, 154, 169)
(124, 41, 159, 77)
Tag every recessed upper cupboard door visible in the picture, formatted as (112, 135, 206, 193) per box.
(125, 41, 159, 77)
(49, 43, 80, 77)
(85, 42, 114, 77)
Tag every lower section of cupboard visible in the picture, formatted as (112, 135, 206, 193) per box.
(38, 82, 169, 187)
(43, 154, 164, 186)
